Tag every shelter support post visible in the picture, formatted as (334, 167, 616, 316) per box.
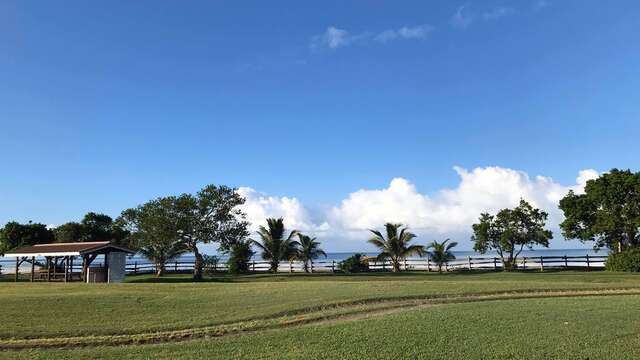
(31, 257, 35, 282)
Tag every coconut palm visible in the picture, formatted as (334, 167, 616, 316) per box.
(252, 218, 300, 273)
(368, 223, 425, 272)
(426, 239, 458, 273)
(296, 234, 327, 273)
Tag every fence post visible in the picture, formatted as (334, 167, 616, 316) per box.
(404, 258, 407, 271)
(445, 262, 448, 272)
(310, 260, 314, 273)
(586, 254, 590, 271)
(289, 261, 293, 273)
(564, 255, 568, 269)
(331, 260, 335, 273)
(540, 256, 544, 272)
(427, 258, 431, 272)
(494, 257, 498, 271)
(523, 257, 527, 270)
(382, 261, 386, 271)
(468, 256, 472, 271)
(252, 261, 255, 272)
(174, 261, 178, 273)
(134, 262, 138, 275)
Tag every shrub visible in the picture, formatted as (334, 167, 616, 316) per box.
(338, 253, 369, 273)
(227, 239, 255, 274)
(202, 255, 220, 275)
(606, 248, 640, 272)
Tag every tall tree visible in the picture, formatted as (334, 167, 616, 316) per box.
(53, 212, 130, 246)
(252, 218, 300, 273)
(472, 199, 552, 270)
(296, 234, 327, 273)
(118, 197, 188, 276)
(0, 221, 55, 254)
(368, 223, 425, 272)
(426, 239, 457, 274)
(559, 169, 640, 253)
(172, 185, 249, 280)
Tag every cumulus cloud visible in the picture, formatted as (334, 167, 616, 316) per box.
(237, 187, 329, 233)
(238, 167, 599, 250)
(375, 24, 433, 43)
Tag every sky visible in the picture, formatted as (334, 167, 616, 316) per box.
(1, 1, 639, 252)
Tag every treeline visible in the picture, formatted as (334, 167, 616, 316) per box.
(2, 168, 640, 275)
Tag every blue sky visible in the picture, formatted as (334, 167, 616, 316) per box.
(1, 1, 639, 250)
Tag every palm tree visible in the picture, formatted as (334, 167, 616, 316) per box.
(368, 223, 425, 272)
(252, 218, 300, 273)
(426, 239, 458, 273)
(296, 234, 327, 273)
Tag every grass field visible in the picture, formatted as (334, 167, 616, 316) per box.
(1, 271, 640, 359)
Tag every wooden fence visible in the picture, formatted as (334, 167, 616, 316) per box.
(125, 255, 608, 275)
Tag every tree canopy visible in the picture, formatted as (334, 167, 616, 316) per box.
(472, 199, 552, 270)
(53, 212, 130, 246)
(0, 221, 55, 254)
(559, 169, 640, 252)
(252, 218, 300, 273)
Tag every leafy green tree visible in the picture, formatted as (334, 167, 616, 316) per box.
(53, 212, 130, 246)
(559, 169, 640, 253)
(53, 222, 85, 243)
(227, 239, 255, 274)
(119, 197, 188, 276)
(0, 221, 55, 254)
(252, 218, 300, 273)
(472, 199, 552, 270)
(171, 185, 249, 280)
(368, 223, 425, 272)
(296, 234, 327, 273)
(426, 239, 458, 273)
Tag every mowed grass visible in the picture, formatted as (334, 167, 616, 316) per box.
(0, 271, 639, 339)
(13, 295, 640, 359)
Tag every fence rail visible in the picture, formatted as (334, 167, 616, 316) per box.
(124, 255, 608, 275)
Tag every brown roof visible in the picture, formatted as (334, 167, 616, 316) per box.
(4, 241, 135, 256)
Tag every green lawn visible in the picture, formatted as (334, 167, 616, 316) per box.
(1, 271, 640, 359)
(14, 295, 640, 359)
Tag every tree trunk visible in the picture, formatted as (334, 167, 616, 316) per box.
(156, 263, 165, 277)
(392, 258, 400, 272)
(193, 247, 203, 280)
(438, 264, 443, 274)
(303, 260, 309, 273)
(270, 260, 279, 273)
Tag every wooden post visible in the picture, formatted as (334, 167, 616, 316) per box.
(331, 260, 335, 273)
(540, 256, 544, 272)
(494, 257, 498, 271)
(586, 254, 590, 271)
(252, 261, 255, 272)
(404, 258, 407, 271)
(134, 262, 138, 275)
(310, 260, 314, 273)
(427, 258, 431, 272)
(47, 257, 51, 282)
(82, 256, 88, 282)
(289, 261, 293, 273)
(564, 255, 568, 269)
(31, 256, 35, 282)
(382, 261, 386, 271)
(175, 261, 178, 273)
(468, 256, 472, 271)
(63, 256, 68, 283)
(70, 257, 74, 281)
(523, 257, 527, 270)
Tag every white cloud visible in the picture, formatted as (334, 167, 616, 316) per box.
(238, 167, 599, 251)
(237, 187, 329, 233)
(451, 5, 474, 29)
(482, 7, 515, 20)
(310, 26, 364, 50)
(375, 24, 433, 43)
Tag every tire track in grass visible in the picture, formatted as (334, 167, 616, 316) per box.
(2, 288, 640, 350)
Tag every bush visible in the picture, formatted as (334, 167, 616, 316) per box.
(227, 240, 254, 274)
(338, 253, 369, 273)
(606, 248, 640, 272)
(202, 255, 220, 275)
